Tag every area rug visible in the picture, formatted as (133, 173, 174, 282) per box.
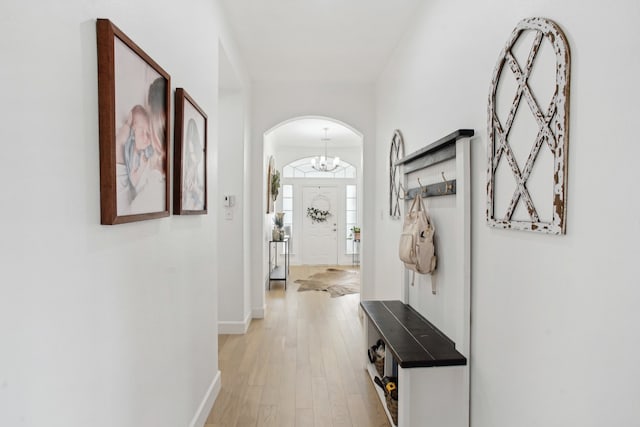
(295, 268, 360, 297)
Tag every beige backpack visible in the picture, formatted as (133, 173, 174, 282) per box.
(399, 192, 436, 279)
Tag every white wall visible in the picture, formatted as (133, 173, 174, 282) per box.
(375, 1, 640, 426)
(0, 1, 249, 426)
(250, 81, 376, 313)
(217, 40, 252, 332)
(217, 88, 249, 329)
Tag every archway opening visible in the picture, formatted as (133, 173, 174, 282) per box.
(264, 116, 363, 268)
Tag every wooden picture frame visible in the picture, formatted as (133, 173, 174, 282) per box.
(96, 18, 171, 225)
(173, 88, 208, 215)
(266, 156, 275, 213)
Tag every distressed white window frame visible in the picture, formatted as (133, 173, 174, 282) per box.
(487, 17, 571, 235)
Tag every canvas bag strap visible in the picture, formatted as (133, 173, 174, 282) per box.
(416, 191, 433, 225)
(406, 194, 419, 286)
(408, 192, 420, 215)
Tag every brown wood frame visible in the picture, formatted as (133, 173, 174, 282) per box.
(96, 18, 171, 225)
(266, 156, 275, 213)
(173, 88, 208, 215)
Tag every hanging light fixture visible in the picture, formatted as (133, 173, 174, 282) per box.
(311, 127, 340, 172)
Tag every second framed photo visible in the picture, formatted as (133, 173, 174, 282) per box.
(173, 88, 208, 215)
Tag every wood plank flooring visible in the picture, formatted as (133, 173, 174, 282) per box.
(206, 265, 390, 427)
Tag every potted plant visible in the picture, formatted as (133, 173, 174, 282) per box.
(351, 226, 361, 241)
(273, 212, 285, 241)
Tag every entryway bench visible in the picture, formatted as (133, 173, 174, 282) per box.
(361, 300, 467, 427)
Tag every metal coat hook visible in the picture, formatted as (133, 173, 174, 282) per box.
(398, 182, 407, 200)
(417, 178, 427, 195)
(441, 172, 454, 193)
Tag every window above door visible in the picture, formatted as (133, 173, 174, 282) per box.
(282, 157, 356, 179)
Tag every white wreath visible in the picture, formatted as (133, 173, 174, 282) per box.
(307, 194, 332, 223)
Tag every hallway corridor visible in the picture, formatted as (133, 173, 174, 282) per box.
(206, 266, 389, 427)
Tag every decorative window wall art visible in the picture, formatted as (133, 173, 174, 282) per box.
(173, 88, 208, 215)
(389, 129, 404, 219)
(487, 17, 570, 234)
(97, 19, 171, 225)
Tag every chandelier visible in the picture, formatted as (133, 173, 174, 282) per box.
(311, 128, 340, 172)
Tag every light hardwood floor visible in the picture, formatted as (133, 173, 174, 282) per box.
(206, 265, 390, 427)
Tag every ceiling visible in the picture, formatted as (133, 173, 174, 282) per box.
(219, 0, 424, 83)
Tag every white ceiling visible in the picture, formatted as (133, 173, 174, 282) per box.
(219, 0, 424, 83)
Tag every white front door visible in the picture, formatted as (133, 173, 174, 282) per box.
(301, 186, 338, 265)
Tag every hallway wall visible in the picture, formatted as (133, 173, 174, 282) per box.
(374, 1, 640, 426)
(0, 1, 249, 426)
(217, 88, 250, 331)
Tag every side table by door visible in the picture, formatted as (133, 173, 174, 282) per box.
(268, 238, 289, 289)
(352, 238, 360, 265)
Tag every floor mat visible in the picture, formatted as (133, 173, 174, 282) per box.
(295, 268, 360, 297)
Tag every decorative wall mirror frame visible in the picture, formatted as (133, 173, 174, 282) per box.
(487, 17, 571, 234)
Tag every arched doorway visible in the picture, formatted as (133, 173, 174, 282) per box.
(264, 116, 363, 267)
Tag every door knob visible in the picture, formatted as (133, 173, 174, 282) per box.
(332, 229, 336, 231)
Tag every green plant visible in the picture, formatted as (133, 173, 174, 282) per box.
(351, 226, 361, 233)
(274, 212, 285, 228)
(271, 170, 280, 201)
(307, 206, 330, 223)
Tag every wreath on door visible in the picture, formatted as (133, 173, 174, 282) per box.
(307, 194, 332, 223)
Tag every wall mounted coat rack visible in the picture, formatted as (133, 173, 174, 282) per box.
(384, 128, 474, 427)
(404, 177, 457, 200)
(396, 129, 474, 200)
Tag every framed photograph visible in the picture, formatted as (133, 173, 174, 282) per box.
(173, 88, 207, 215)
(96, 19, 171, 225)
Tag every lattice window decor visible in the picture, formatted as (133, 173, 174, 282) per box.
(487, 17, 570, 234)
(389, 129, 404, 219)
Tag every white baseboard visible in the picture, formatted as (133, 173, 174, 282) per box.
(189, 370, 221, 427)
(218, 312, 251, 334)
(252, 304, 266, 319)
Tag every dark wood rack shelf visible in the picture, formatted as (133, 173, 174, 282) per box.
(396, 129, 474, 199)
(395, 129, 474, 174)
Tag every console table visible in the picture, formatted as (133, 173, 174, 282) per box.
(268, 238, 289, 289)
(352, 238, 360, 265)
